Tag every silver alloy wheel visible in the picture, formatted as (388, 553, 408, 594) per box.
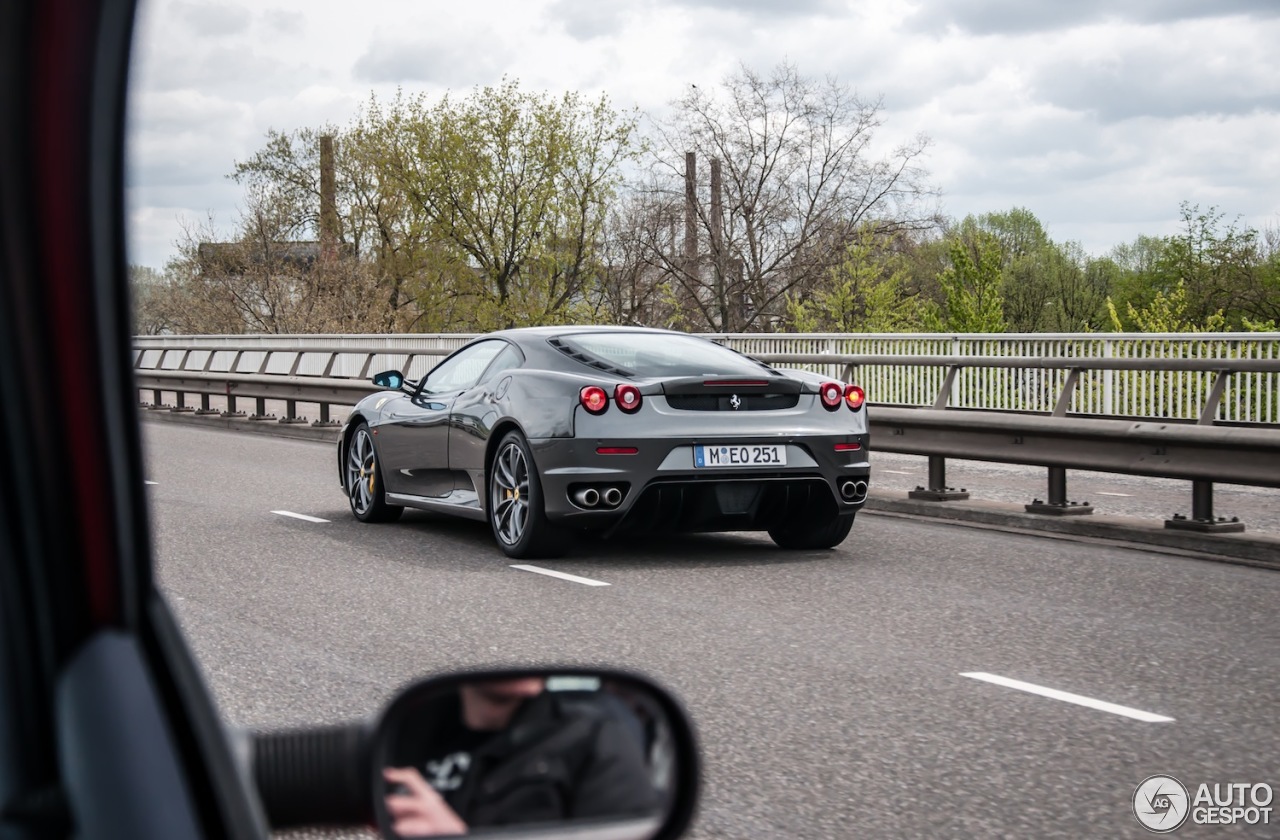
(347, 428, 376, 516)
(490, 441, 530, 546)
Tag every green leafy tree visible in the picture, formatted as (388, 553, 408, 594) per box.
(951, 209, 1110, 332)
(1107, 279, 1276, 333)
(1106, 279, 1226, 333)
(232, 117, 456, 332)
(1107, 204, 1280, 330)
(925, 233, 1006, 332)
(379, 80, 641, 330)
(785, 231, 926, 332)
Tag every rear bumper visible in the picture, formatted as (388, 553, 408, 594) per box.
(533, 434, 870, 533)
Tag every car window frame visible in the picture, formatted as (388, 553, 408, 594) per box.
(475, 341, 525, 386)
(415, 339, 508, 397)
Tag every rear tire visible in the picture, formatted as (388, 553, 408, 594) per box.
(768, 512, 854, 550)
(488, 430, 570, 559)
(344, 423, 403, 523)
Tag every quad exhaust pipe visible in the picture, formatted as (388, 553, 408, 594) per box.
(572, 487, 601, 508)
(602, 486, 623, 507)
(840, 479, 868, 503)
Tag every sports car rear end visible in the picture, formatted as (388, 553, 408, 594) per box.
(531, 331, 870, 548)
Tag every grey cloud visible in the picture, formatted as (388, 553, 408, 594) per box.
(676, 0, 843, 17)
(135, 41, 310, 99)
(934, 109, 1275, 248)
(261, 9, 305, 37)
(548, 0, 629, 40)
(1029, 49, 1280, 123)
(174, 1, 251, 37)
(353, 37, 499, 86)
(907, 0, 1280, 36)
(128, 153, 239, 190)
(941, 130, 1123, 198)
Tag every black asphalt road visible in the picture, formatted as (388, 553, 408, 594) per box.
(143, 422, 1280, 839)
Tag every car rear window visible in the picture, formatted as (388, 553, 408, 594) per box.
(553, 333, 775, 378)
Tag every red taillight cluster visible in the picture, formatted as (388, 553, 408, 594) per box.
(579, 384, 643, 415)
(820, 382, 866, 412)
(614, 384, 642, 413)
(820, 381, 844, 410)
(580, 386, 609, 414)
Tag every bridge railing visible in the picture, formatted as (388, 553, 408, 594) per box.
(135, 332, 1280, 424)
(133, 333, 1280, 533)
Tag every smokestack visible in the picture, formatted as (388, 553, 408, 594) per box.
(684, 151, 697, 277)
(710, 157, 725, 327)
(319, 135, 338, 263)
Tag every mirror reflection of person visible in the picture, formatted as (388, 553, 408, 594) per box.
(384, 677, 660, 837)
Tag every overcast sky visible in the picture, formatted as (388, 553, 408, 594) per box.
(125, 0, 1280, 270)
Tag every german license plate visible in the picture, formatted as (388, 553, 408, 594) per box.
(694, 444, 786, 468)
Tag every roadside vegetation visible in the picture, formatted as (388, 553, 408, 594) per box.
(132, 63, 1280, 336)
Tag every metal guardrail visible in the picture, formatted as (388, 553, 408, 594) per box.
(134, 340, 1280, 534)
(136, 331, 1280, 423)
(134, 344, 453, 424)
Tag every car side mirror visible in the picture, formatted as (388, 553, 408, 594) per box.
(373, 370, 405, 390)
(250, 667, 700, 840)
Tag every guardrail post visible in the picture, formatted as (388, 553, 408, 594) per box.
(313, 403, 340, 428)
(907, 456, 970, 501)
(278, 399, 307, 425)
(1025, 467, 1093, 515)
(195, 393, 219, 415)
(171, 390, 194, 413)
(248, 396, 274, 421)
(221, 382, 245, 418)
(147, 387, 167, 409)
(1166, 480, 1245, 533)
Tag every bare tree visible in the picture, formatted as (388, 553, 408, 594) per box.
(635, 61, 939, 331)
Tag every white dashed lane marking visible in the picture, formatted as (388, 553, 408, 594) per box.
(1096, 491, 1134, 497)
(144, 480, 158, 485)
(271, 510, 330, 524)
(510, 565, 610, 587)
(961, 672, 1174, 723)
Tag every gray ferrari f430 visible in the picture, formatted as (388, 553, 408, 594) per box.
(338, 327, 870, 558)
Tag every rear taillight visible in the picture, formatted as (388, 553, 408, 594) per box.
(844, 384, 866, 411)
(820, 382, 843, 410)
(614, 384, 642, 413)
(580, 386, 609, 414)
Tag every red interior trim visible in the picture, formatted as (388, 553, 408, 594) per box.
(35, 0, 120, 625)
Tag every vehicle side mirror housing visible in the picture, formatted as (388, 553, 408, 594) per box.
(250, 667, 700, 839)
(372, 370, 405, 390)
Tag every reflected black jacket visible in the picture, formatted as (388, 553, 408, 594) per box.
(393, 690, 660, 829)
